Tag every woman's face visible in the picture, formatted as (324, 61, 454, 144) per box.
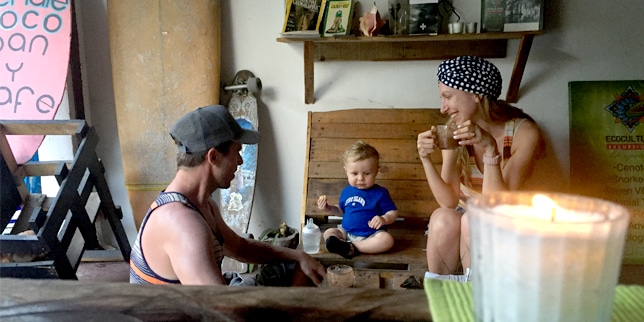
(438, 82, 480, 124)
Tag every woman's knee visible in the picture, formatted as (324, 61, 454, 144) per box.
(428, 208, 461, 234)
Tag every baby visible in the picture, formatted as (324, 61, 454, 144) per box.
(317, 141, 398, 259)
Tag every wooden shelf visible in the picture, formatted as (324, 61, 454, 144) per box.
(277, 31, 543, 104)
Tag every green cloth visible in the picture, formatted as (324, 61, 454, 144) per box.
(424, 278, 644, 322)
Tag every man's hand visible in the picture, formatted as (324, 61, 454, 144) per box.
(298, 252, 326, 286)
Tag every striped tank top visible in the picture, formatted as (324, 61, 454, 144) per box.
(129, 191, 225, 284)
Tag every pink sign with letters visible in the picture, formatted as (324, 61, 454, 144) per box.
(1, 0, 71, 164)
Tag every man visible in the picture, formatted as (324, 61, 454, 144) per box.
(130, 105, 326, 286)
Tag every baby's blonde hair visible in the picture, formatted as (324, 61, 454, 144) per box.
(342, 140, 380, 167)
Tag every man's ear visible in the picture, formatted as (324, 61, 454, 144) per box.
(206, 148, 218, 164)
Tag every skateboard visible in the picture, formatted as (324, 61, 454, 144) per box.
(219, 70, 262, 273)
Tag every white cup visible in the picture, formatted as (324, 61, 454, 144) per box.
(449, 22, 464, 34)
(466, 22, 477, 34)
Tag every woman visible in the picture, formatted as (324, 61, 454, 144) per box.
(417, 56, 545, 281)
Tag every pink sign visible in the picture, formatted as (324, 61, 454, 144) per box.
(0, 0, 71, 164)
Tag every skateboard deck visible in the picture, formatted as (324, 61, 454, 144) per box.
(107, 1, 222, 229)
(1, 2, 71, 164)
(220, 70, 260, 273)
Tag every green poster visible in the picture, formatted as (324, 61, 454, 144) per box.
(569, 80, 644, 265)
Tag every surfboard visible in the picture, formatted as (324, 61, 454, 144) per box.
(107, 1, 222, 229)
(1, 2, 71, 164)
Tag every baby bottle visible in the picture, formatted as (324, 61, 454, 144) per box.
(302, 218, 321, 254)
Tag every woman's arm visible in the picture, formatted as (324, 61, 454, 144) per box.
(500, 120, 542, 190)
(418, 128, 461, 208)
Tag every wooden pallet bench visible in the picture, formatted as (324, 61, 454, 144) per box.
(0, 120, 131, 279)
(300, 108, 448, 288)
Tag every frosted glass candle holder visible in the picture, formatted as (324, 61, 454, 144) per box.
(468, 191, 630, 322)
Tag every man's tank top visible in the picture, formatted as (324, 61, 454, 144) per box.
(129, 191, 225, 284)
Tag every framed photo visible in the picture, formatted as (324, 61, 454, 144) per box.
(503, 0, 544, 32)
(321, 0, 353, 37)
(409, 0, 439, 35)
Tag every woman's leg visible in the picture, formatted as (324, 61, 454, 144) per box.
(460, 212, 471, 271)
(426, 208, 462, 274)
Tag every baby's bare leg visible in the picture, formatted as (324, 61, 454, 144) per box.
(353, 231, 394, 254)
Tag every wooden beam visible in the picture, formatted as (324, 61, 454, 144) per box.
(505, 34, 535, 103)
(304, 41, 315, 104)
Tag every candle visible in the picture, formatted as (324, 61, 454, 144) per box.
(468, 192, 630, 322)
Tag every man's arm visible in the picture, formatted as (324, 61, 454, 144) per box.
(212, 200, 326, 286)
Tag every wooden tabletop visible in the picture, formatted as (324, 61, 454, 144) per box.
(0, 278, 431, 321)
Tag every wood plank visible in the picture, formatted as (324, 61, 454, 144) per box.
(310, 137, 439, 163)
(311, 108, 446, 124)
(308, 161, 437, 179)
(277, 31, 544, 43)
(315, 39, 507, 62)
(21, 161, 72, 177)
(0, 278, 431, 321)
(0, 120, 87, 136)
(310, 122, 431, 139)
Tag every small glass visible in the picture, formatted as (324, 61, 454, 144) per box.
(436, 124, 458, 149)
(326, 264, 355, 288)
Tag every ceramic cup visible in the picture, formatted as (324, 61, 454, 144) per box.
(449, 22, 464, 34)
(466, 22, 477, 34)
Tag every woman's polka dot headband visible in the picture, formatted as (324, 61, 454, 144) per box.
(437, 56, 502, 100)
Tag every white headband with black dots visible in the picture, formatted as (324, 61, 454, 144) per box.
(437, 56, 503, 100)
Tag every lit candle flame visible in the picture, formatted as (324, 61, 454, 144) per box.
(532, 194, 559, 222)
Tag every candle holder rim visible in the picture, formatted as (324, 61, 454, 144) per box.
(466, 191, 631, 223)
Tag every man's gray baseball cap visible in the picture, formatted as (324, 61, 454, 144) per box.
(169, 105, 260, 153)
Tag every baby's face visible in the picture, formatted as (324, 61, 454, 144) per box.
(344, 157, 378, 190)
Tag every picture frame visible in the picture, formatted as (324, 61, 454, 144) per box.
(409, 0, 439, 35)
(282, 0, 328, 33)
(481, 0, 506, 32)
(503, 0, 544, 32)
(321, 0, 353, 37)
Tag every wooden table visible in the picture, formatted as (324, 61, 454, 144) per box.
(0, 278, 431, 321)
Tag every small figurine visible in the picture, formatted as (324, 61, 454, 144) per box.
(279, 222, 289, 237)
(359, 2, 385, 37)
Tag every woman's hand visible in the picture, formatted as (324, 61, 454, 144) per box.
(455, 120, 496, 153)
(417, 126, 437, 159)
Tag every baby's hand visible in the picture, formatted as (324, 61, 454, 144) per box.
(317, 195, 328, 210)
(368, 216, 385, 229)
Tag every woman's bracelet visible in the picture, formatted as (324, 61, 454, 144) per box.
(483, 154, 501, 165)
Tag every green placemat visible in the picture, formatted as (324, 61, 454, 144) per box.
(424, 279, 644, 322)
